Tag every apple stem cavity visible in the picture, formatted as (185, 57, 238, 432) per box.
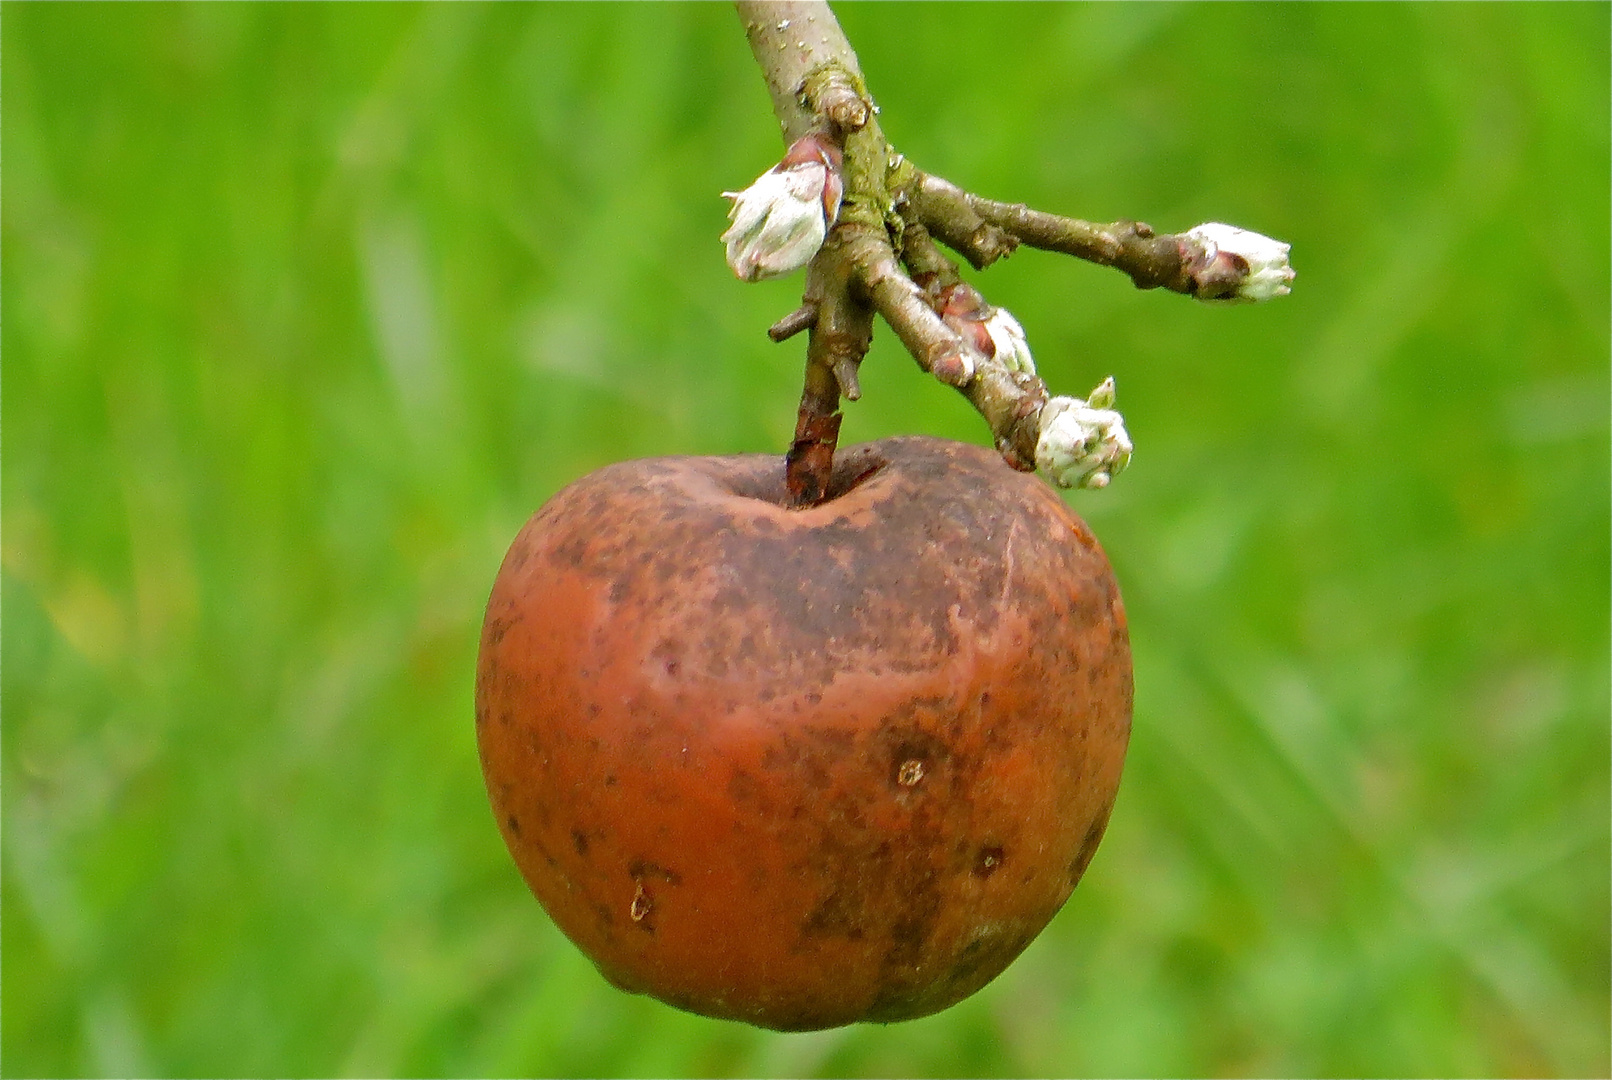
(730, 0, 1293, 503)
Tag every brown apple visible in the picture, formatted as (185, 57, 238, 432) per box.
(475, 435, 1131, 1031)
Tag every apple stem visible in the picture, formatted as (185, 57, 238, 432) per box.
(785, 405, 840, 508)
(787, 227, 873, 507)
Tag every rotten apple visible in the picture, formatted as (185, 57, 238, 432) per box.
(475, 435, 1131, 1031)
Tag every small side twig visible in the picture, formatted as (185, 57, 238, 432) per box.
(768, 304, 818, 342)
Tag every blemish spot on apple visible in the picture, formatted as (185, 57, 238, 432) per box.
(630, 883, 653, 924)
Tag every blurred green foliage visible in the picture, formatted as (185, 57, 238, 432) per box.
(4, 3, 1607, 1076)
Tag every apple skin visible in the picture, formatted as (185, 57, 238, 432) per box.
(475, 435, 1131, 1031)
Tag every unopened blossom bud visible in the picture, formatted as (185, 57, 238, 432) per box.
(934, 285, 986, 385)
(1180, 222, 1295, 303)
(933, 283, 1033, 381)
(721, 135, 844, 282)
(982, 308, 1035, 375)
(1035, 378, 1133, 490)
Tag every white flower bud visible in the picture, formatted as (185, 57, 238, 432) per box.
(1035, 379, 1133, 490)
(1182, 222, 1295, 303)
(720, 136, 843, 283)
(982, 308, 1035, 375)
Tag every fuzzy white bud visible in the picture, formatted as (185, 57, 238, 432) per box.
(1035, 378, 1133, 490)
(982, 308, 1035, 375)
(720, 137, 843, 283)
(1182, 222, 1295, 303)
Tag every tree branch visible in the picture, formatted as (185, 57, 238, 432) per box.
(728, 0, 1291, 504)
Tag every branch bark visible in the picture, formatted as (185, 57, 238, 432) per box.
(736, 1, 867, 145)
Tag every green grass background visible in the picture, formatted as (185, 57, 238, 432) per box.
(4, 3, 1608, 1076)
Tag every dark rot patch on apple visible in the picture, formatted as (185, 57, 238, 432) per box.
(475, 436, 1132, 1031)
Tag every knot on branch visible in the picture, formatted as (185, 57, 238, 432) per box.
(802, 63, 871, 133)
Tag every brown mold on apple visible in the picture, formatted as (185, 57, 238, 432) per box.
(476, 436, 1131, 1030)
